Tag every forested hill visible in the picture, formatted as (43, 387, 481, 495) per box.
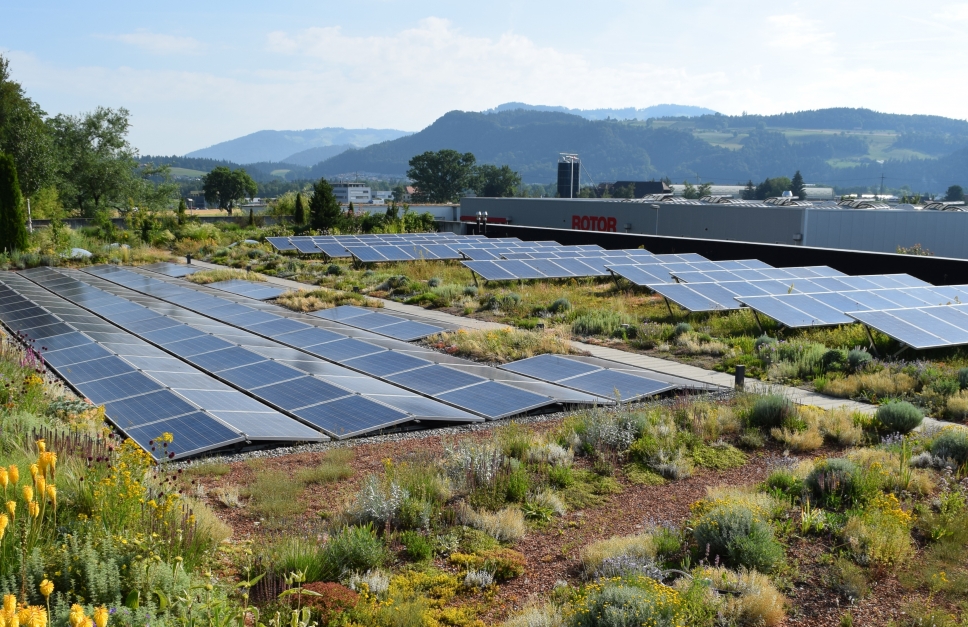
(310, 108, 968, 191)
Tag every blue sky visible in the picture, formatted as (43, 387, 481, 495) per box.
(4, 0, 967, 155)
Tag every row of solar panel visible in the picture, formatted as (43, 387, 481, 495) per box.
(95, 265, 683, 412)
(84, 266, 563, 419)
(0, 273, 264, 458)
(848, 305, 968, 349)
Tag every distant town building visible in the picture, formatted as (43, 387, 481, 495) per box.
(596, 181, 672, 198)
(669, 184, 835, 200)
(372, 190, 393, 201)
(332, 182, 371, 205)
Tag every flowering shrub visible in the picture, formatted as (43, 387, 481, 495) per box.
(567, 576, 684, 627)
(844, 493, 913, 568)
(692, 500, 784, 573)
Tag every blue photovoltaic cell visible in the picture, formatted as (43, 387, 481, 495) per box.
(305, 338, 384, 361)
(165, 335, 236, 356)
(737, 296, 823, 328)
(890, 309, 968, 344)
(372, 245, 414, 261)
(420, 245, 462, 259)
(186, 347, 267, 372)
(294, 395, 410, 438)
(346, 246, 388, 262)
(436, 381, 552, 419)
(218, 361, 302, 388)
(839, 291, 902, 311)
(175, 389, 272, 412)
(312, 306, 370, 321)
(340, 312, 405, 329)
(274, 326, 345, 347)
(388, 365, 485, 395)
(368, 321, 443, 341)
(500, 354, 600, 380)
(314, 243, 352, 258)
(606, 265, 668, 286)
(125, 412, 243, 460)
(561, 370, 673, 401)
(780, 295, 854, 324)
(342, 350, 431, 376)
(292, 240, 322, 253)
(809, 291, 873, 312)
(871, 290, 934, 308)
(221, 310, 280, 326)
(60, 356, 137, 384)
(848, 310, 949, 349)
(648, 283, 724, 312)
(459, 249, 500, 260)
(371, 395, 481, 420)
(147, 371, 231, 390)
(499, 260, 545, 279)
(921, 306, 968, 331)
(123, 316, 180, 334)
(462, 261, 518, 281)
(267, 237, 298, 251)
(552, 258, 608, 276)
(75, 371, 165, 404)
(142, 325, 208, 345)
(251, 376, 349, 410)
(37, 331, 91, 351)
(246, 318, 311, 337)
(22, 322, 76, 339)
(43, 342, 113, 367)
(524, 259, 574, 277)
(682, 283, 746, 309)
(890, 274, 931, 287)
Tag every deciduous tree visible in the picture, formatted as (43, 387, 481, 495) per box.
(945, 185, 964, 202)
(406, 150, 476, 203)
(202, 166, 257, 214)
(471, 164, 521, 197)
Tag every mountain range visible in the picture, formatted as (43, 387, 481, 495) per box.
(172, 106, 968, 192)
(185, 127, 411, 164)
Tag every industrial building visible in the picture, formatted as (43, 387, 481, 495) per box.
(459, 197, 968, 259)
(331, 182, 372, 205)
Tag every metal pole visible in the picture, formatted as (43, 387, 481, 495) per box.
(570, 161, 574, 198)
(26, 198, 32, 233)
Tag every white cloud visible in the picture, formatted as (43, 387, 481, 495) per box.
(108, 31, 204, 55)
(765, 14, 834, 49)
(934, 3, 968, 20)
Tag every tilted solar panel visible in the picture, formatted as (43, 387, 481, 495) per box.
(648, 283, 726, 312)
(847, 310, 950, 349)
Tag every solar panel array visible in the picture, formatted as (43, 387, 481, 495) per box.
(268, 233, 522, 261)
(847, 306, 968, 349)
(499, 354, 676, 401)
(0, 271, 324, 459)
(313, 305, 444, 341)
(80, 266, 677, 419)
(201, 279, 287, 300)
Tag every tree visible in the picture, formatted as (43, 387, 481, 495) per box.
(682, 180, 698, 199)
(248, 207, 255, 226)
(945, 185, 964, 202)
(308, 178, 342, 231)
(392, 184, 406, 203)
(791, 170, 806, 200)
(471, 164, 521, 197)
(697, 182, 713, 198)
(406, 150, 476, 203)
(293, 192, 306, 224)
(202, 166, 257, 214)
(0, 153, 28, 253)
(754, 176, 792, 200)
(176, 198, 187, 225)
(0, 55, 55, 197)
(742, 180, 756, 200)
(49, 107, 140, 218)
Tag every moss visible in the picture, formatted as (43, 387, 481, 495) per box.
(690, 443, 747, 470)
(624, 463, 668, 486)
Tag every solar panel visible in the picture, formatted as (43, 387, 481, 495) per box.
(267, 237, 298, 251)
(368, 320, 443, 341)
(462, 261, 519, 281)
(251, 376, 349, 410)
(75, 371, 165, 404)
(419, 244, 462, 260)
(247, 318, 311, 337)
(847, 310, 949, 349)
(460, 249, 501, 260)
(500, 354, 601, 380)
(648, 283, 725, 312)
(146, 370, 231, 390)
(369, 395, 482, 420)
(346, 246, 388, 263)
(292, 240, 322, 253)
(684, 282, 748, 309)
(606, 265, 669, 286)
(165, 335, 236, 356)
(305, 338, 384, 361)
(736, 296, 840, 328)
(559, 370, 674, 401)
(60, 357, 137, 384)
(37, 331, 91, 352)
(920, 305, 968, 331)
(274, 326, 345, 347)
(294, 395, 410, 438)
(436, 381, 553, 419)
(387, 365, 485, 395)
(124, 412, 243, 460)
(339, 311, 406, 329)
(43, 342, 113, 367)
(889, 309, 968, 344)
(186, 347, 267, 372)
(21, 322, 76, 339)
(207, 411, 327, 440)
(779, 295, 854, 324)
(342, 350, 432, 376)
(312, 242, 351, 258)
(218, 361, 302, 388)
(175, 389, 273, 412)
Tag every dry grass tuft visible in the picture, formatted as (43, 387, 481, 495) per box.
(457, 504, 526, 543)
(944, 390, 968, 422)
(703, 567, 786, 626)
(771, 426, 824, 452)
(823, 371, 917, 399)
(579, 533, 655, 576)
(430, 326, 575, 363)
(187, 268, 266, 284)
(276, 288, 383, 312)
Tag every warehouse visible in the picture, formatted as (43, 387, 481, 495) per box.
(459, 197, 968, 259)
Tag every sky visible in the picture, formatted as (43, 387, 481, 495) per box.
(3, 0, 968, 155)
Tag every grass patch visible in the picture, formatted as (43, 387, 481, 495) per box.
(184, 460, 232, 479)
(296, 448, 355, 485)
(242, 465, 306, 519)
(187, 268, 267, 284)
(429, 326, 574, 363)
(624, 463, 667, 485)
(275, 287, 383, 312)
